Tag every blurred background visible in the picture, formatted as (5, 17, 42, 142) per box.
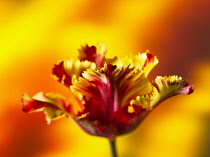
(0, 0, 210, 157)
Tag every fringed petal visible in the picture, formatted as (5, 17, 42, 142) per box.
(78, 42, 106, 67)
(52, 61, 72, 87)
(128, 75, 194, 112)
(52, 59, 96, 87)
(150, 75, 193, 107)
(64, 59, 96, 80)
(21, 92, 85, 124)
(143, 51, 159, 77)
(21, 92, 68, 124)
(112, 51, 159, 77)
(78, 44, 97, 62)
(130, 94, 151, 110)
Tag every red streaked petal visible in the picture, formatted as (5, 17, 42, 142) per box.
(22, 94, 46, 113)
(21, 92, 68, 124)
(71, 63, 153, 125)
(21, 92, 85, 124)
(78, 42, 106, 67)
(71, 64, 118, 124)
(52, 61, 72, 87)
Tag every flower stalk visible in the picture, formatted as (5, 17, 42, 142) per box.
(109, 139, 118, 157)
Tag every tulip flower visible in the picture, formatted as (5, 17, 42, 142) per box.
(21, 42, 193, 157)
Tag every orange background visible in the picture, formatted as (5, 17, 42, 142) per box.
(1, 0, 210, 157)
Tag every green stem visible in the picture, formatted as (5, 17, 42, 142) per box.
(109, 139, 118, 157)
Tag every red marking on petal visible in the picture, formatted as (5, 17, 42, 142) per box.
(21, 96, 46, 113)
(110, 106, 138, 130)
(63, 103, 71, 113)
(110, 107, 129, 128)
(105, 64, 117, 74)
(52, 61, 64, 81)
(78, 44, 105, 67)
(130, 105, 142, 115)
(83, 97, 108, 124)
(143, 52, 155, 67)
(52, 61, 72, 87)
(78, 45, 97, 62)
(109, 105, 149, 136)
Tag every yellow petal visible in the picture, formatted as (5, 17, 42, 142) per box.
(52, 59, 96, 87)
(130, 94, 151, 110)
(151, 75, 193, 107)
(112, 51, 159, 77)
(64, 59, 96, 78)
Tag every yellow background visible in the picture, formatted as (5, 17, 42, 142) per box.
(1, 0, 210, 157)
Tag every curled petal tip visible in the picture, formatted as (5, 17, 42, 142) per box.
(150, 76, 194, 108)
(21, 92, 71, 122)
(179, 84, 194, 95)
(21, 93, 43, 113)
